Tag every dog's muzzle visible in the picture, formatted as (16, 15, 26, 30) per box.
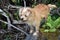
(20, 18, 24, 20)
(20, 17, 27, 22)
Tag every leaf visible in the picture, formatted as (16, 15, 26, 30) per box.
(56, 24, 60, 28)
(46, 15, 54, 28)
(44, 29, 49, 32)
(42, 25, 46, 28)
(46, 23, 52, 28)
(49, 28, 56, 32)
(53, 17, 60, 28)
(47, 15, 53, 25)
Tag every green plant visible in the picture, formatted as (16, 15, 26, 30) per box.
(13, 11, 20, 20)
(43, 15, 60, 32)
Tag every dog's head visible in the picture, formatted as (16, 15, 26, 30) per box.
(19, 7, 32, 21)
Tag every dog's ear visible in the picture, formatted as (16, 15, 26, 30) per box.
(26, 8, 32, 16)
(27, 8, 32, 13)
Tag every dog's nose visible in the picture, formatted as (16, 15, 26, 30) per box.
(20, 18, 23, 20)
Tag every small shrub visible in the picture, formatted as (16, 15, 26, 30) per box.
(43, 15, 60, 32)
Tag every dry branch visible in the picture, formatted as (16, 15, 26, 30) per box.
(0, 20, 29, 36)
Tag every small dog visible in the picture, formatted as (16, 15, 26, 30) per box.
(19, 4, 57, 37)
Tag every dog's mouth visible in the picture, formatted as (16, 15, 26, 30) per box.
(22, 19, 27, 22)
(20, 18, 27, 22)
(22, 20, 27, 22)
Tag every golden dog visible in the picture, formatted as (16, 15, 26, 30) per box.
(19, 4, 57, 36)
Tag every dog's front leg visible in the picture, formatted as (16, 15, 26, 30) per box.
(33, 26, 39, 36)
(29, 25, 35, 34)
(32, 22, 40, 40)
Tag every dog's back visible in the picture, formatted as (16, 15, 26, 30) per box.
(31, 4, 50, 20)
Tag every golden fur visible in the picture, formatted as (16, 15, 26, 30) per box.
(26, 4, 50, 32)
(19, 4, 57, 36)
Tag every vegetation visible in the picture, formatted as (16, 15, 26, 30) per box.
(43, 15, 60, 32)
(0, 0, 60, 40)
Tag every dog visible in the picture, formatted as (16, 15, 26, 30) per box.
(19, 4, 57, 37)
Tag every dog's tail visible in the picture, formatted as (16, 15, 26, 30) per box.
(48, 4, 57, 10)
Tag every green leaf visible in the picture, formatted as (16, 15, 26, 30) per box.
(49, 28, 56, 32)
(44, 29, 49, 32)
(53, 17, 60, 28)
(46, 23, 52, 28)
(56, 24, 60, 28)
(47, 15, 53, 25)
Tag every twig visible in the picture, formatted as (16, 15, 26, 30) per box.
(7, 4, 22, 9)
(12, 20, 25, 24)
(57, 7, 60, 15)
(0, 20, 29, 36)
(0, 9, 11, 30)
(23, 0, 26, 7)
(15, 34, 18, 40)
(50, 7, 60, 16)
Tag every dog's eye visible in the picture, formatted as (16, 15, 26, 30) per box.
(20, 15, 22, 16)
(25, 15, 27, 17)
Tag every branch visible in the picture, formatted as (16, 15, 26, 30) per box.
(0, 9, 11, 30)
(23, 0, 26, 7)
(50, 7, 60, 16)
(0, 20, 29, 36)
(12, 20, 25, 24)
(7, 4, 22, 9)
